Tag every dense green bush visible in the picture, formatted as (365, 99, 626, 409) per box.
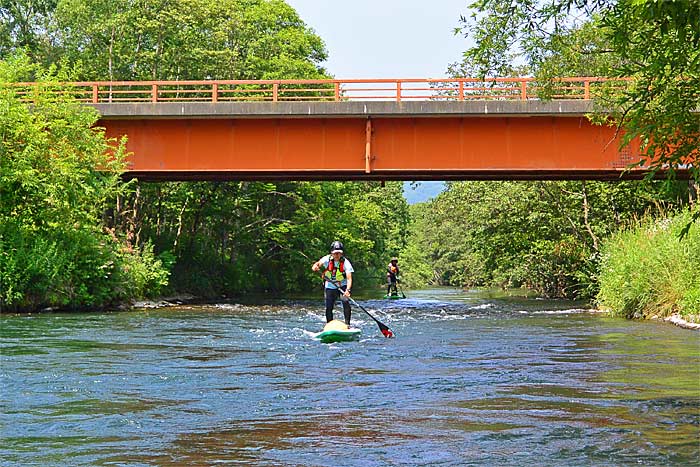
(597, 209, 700, 320)
(0, 223, 169, 310)
(403, 180, 688, 299)
(0, 55, 170, 312)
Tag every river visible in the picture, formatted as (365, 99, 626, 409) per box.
(1, 288, 699, 466)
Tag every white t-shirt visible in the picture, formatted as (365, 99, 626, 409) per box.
(319, 254, 354, 289)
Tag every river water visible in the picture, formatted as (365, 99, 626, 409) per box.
(1, 288, 699, 466)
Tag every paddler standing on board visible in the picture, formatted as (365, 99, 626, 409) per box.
(386, 257, 400, 297)
(311, 241, 354, 326)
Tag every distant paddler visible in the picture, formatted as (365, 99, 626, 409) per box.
(386, 257, 401, 298)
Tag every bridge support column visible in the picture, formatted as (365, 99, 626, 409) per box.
(365, 118, 373, 174)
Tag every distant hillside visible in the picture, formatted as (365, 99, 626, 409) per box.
(403, 181, 445, 204)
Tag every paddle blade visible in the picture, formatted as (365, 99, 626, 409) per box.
(348, 296, 394, 338)
(380, 325, 394, 338)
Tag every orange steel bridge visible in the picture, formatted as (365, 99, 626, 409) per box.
(21, 77, 653, 181)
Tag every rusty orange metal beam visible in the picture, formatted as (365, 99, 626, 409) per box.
(15, 78, 686, 181)
(100, 116, 648, 181)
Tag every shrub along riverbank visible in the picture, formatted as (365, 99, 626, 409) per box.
(597, 208, 700, 322)
(401, 181, 698, 325)
(0, 57, 171, 313)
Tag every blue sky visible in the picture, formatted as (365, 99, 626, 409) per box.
(285, 0, 471, 79)
(285, 0, 469, 202)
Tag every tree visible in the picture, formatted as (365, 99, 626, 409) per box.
(404, 179, 688, 298)
(43, 0, 329, 81)
(0, 0, 57, 60)
(0, 53, 168, 311)
(455, 0, 699, 192)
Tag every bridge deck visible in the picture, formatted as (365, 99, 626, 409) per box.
(98, 101, 640, 182)
(19, 77, 649, 181)
(93, 100, 595, 119)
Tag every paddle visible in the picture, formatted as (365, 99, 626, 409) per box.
(396, 280, 407, 299)
(348, 295, 395, 338)
(321, 275, 394, 338)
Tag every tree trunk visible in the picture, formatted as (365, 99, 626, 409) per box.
(689, 180, 698, 207)
(581, 181, 599, 252)
(174, 196, 189, 251)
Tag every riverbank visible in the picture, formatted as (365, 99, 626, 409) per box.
(657, 313, 700, 330)
(131, 294, 200, 309)
(596, 209, 700, 323)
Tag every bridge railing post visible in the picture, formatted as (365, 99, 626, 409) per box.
(396, 81, 402, 102)
(334, 82, 340, 101)
(151, 84, 158, 103)
(584, 79, 590, 100)
(212, 83, 218, 103)
(92, 84, 99, 103)
(459, 80, 464, 101)
(520, 80, 527, 100)
(273, 83, 279, 102)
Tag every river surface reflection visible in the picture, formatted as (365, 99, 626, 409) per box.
(1, 289, 699, 466)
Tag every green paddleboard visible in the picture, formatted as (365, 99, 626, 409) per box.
(314, 328, 362, 343)
(383, 294, 403, 299)
(314, 320, 361, 343)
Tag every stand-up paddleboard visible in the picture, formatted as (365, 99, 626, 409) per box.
(383, 294, 403, 299)
(314, 320, 361, 343)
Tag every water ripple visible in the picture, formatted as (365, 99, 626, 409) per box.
(1, 289, 698, 466)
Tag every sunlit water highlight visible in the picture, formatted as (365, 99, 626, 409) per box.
(1, 289, 699, 466)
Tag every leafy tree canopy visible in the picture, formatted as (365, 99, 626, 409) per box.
(454, 0, 699, 188)
(1, 0, 330, 81)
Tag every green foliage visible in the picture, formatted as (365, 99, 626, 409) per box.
(0, 53, 128, 231)
(112, 242, 170, 299)
(1, 222, 113, 309)
(405, 180, 688, 299)
(0, 222, 169, 310)
(2, 0, 329, 81)
(400, 204, 438, 287)
(456, 0, 699, 190)
(0, 0, 57, 60)
(595, 2, 699, 189)
(597, 209, 700, 320)
(0, 53, 170, 311)
(129, 181, 409, 297)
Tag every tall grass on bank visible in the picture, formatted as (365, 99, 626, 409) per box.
(597, 209, 700, 320)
